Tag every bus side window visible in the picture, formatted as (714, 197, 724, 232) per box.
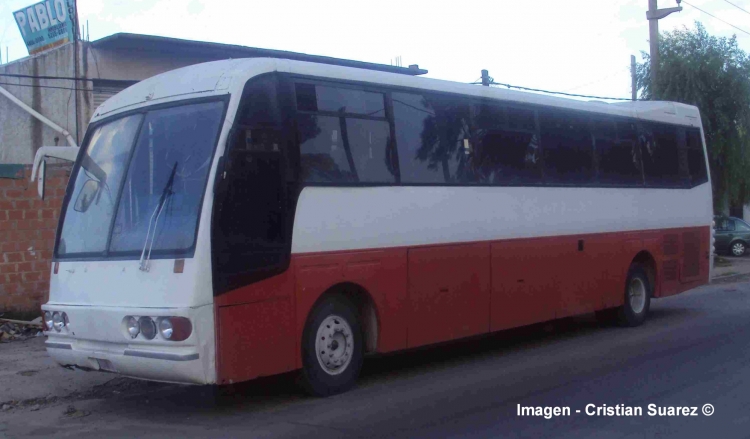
(295, 83, 394, 184)
(640, 122, 681, 187)
(472, 103, 542, 185)
(392, 92, 478, 184)
(539, 110, 594, 185)
(686, 129, 708, 187)
(595, 118, 644, 186)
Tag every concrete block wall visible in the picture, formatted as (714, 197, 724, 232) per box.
(0, 165, 70, 314)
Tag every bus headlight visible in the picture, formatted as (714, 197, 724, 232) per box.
(44, 311, 53, 331)
(124, 316, 140, 339)
(158, 317, 192, 341)
(52, 312, 63, 332)
(139, 317, 157, 340)
(158, 318, 173, 339)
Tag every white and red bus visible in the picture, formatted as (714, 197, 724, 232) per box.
(39, 58, 713, 396)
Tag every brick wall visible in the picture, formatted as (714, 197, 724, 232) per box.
(0, 165, 71, 314)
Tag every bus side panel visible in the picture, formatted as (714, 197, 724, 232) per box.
(666, 225, 711, 297)
(579, 233, 629, 311)
(293, 249, 409, 368)
(491, 238, 559, 331)
(214, 268, 296, 384)
(407, 243, 490, 347)
(216, 298, 295, 384)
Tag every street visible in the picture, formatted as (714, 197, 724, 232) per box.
(2, 277, 750, 438)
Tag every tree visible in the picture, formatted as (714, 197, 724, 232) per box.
(636, 22, 750, 213)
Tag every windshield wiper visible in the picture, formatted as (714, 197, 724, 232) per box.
(139, 162, 178, 272)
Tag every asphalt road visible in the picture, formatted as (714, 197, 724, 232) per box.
(2, 280, 750, 438)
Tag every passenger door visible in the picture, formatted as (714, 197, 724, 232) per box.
(212, 76, 291, 295)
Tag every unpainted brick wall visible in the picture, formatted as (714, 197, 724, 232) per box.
(0, 164, 71, 313)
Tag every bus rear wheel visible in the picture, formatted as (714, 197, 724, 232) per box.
(617, 265, 651, 327)
(301, 295, 364, 397)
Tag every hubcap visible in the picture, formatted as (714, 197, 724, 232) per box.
(315, 315, 354, 375)
(733, 243, 745, 256)
(628, 278, 647, 314)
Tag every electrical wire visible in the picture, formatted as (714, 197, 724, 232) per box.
(0, 72, 91, 81)
(0, 81, 90, 92)
(471, 81, 637, 101)
(562, 66, 631, 93)
(723, 0, 750, 16)
(682, 0, 750, 37)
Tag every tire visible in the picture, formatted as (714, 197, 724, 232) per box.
(301, 295, 364, 397)
(616, 265, 652, 327)
(731, 241, 746, 257)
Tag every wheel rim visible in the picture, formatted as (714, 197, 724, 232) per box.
(733, 243, 745, 256)
(315, 315, 354, 376)
(628, 278, 647, 315)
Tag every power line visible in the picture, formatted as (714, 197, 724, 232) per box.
(562, 66, 631, 93)
(0, 72, 91, 81)
(472, 81, 637, 101)
(0, 81, 90, 92)
(723, 0, 750, 16)
(682, 0, 750, 37)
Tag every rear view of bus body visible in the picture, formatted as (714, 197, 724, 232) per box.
(42, 57, 712, 393)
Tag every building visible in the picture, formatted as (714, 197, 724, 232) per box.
(0, 33, 426, 314)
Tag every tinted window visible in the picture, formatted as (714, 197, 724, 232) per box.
(686, 129, 708, 186)
(737, 220, 750, 232)
(296, 83, 385, 117)
(345, 118, 394, 183)
(595, 119, 643, 185)
(298, 115, 395, 184)
(392, 92, 475, 184)
(540, 110, 594, 184)
(640, 123, 681, 186)
(392, 92, 444, 183)
(472, 103, 541, 184)
(299, 115, 357, 183)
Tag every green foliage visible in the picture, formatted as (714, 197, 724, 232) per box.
(636, 22, 750, 212)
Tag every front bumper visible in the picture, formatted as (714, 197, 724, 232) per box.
(42, 303, 215, 385)
(45, 338, 206, 384)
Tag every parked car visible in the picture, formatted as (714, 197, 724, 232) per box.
(714, 216, 750, 256)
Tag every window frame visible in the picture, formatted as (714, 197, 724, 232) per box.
(284, 73, 707, 190)
(53, 95, 230, 262)
(291, 76, 399, 186)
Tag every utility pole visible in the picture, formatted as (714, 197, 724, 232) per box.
(646, 0, 682, 97)
(481, 69, 490, 86)
(631, 55, 637, 101)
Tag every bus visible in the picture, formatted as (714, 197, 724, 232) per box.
(39, 57, 713, 396)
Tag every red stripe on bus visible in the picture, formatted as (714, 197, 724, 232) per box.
(214, 226, 710, 384)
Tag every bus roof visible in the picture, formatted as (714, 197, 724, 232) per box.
(92, 57, 702, 128)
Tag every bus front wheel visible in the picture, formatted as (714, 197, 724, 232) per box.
(617, 265, 652, 327)
(301, 295, 364, 397)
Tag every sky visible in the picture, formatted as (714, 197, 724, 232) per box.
(2, 0, 750, 101)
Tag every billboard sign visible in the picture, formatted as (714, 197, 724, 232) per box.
(13, 1, 77, 56)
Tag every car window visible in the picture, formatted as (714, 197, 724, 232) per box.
(727, 220, 736, 232)
(736, 220, 750, 232)
(715, 218, 728, 231)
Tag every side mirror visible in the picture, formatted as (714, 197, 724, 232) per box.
(74, 179, 99, 212)
(37, 160, 46, 200)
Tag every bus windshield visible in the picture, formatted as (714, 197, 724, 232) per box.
(57, 100, 225, 258)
